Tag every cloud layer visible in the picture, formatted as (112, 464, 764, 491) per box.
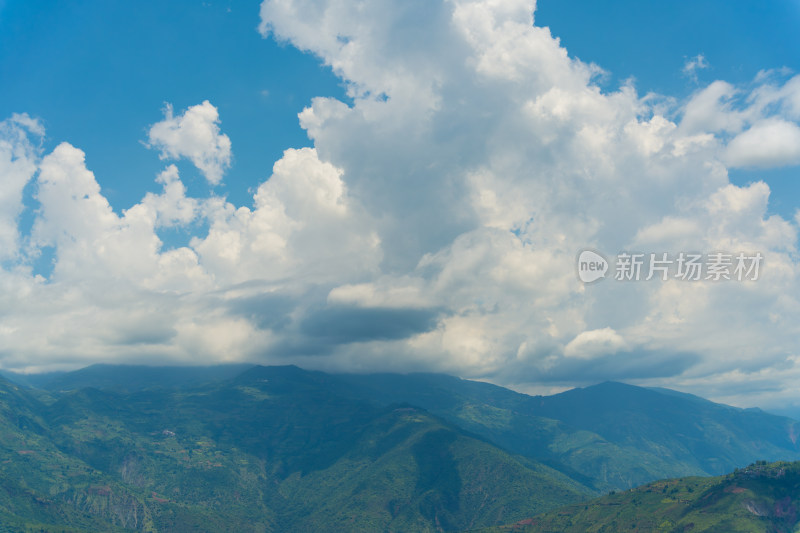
(2, 0, 800, 408)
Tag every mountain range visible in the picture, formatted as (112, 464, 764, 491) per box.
(1, 364, 799, 531)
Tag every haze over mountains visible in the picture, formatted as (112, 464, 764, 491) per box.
(1, 364, 799, 531)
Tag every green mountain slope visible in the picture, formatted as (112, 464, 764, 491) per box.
(0, 376, 140, 531)
(534, 382, 800, 477)
(484, 460, 800, 533)
(262, 407, 587, 532)
(0, 367, 589, 532)
(5, 363, 800, 531)
(329, 373, 800, 491)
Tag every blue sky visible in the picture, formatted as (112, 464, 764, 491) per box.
(3, 0, 797, 217)
(0, 0, 346, 213)
(1, 0, 800, 408)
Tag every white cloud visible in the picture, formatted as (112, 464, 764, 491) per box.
(680, 80, 744, 134)
(724, 119, 800, 168)
(682, 54, 709, 83)
(0, 114, 42, 262)
(1, 1, 800, 407)
(32, 142, 164, 285)
(138, 165, 199, 228)
(564, 328, 627, 359)
(252, 0, 800, 398)
(678, 72, 800, 170)
(191, 146, 381, 286)
(147, 101, 232, 185)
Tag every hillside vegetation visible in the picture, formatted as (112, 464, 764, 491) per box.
(2, 364, 800, 531)
(0, 366, 587, 532)
(483, 461, 800, 533)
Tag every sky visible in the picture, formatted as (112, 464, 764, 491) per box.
(1, 0, 800, 409)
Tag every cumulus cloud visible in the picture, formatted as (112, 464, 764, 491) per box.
(0, 114, 42, 262)
(725, 119, 800, 168)
(679, 72, 800, 169)
(252, 0, 800, 403)
(0, 104, 384, 372)
(1, 0, 800, 408)
(191, 146, 381, 286)
(147, 101, 232, 185)
(565, 328, 628, 359)
(680, 80, 744, 134)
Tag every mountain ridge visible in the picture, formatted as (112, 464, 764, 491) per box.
(0, 365, 588, 531)
(2, 364, 800, 531)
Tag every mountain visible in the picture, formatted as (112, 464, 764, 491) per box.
(4, 363, 800, 531)
(0, 367, 588, 532)
(327, 373, 800, 491)
(533, 381, 800, 476)
(484, 460, 800, 533)
(0, 375, 141, 531)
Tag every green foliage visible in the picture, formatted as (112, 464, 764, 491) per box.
(330, 375, 800, 492)
(0, 368, 587, 532)
(482, 461, 800, 533)
(4, 364, 800, 532)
